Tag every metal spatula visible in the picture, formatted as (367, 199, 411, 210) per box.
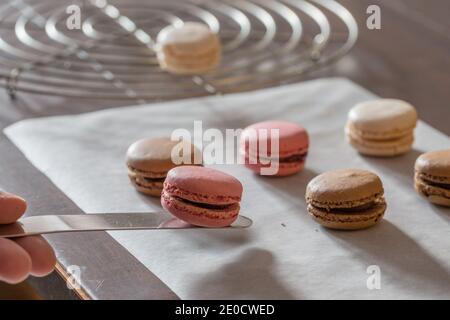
(0, 212, 253, 238)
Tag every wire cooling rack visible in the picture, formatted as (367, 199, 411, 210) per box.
(0, 0, 358, 103)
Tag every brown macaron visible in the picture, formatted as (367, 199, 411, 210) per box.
(126, 137, 200, 197)
(414, 149, 450, 207)
(306, 169, 386, 230)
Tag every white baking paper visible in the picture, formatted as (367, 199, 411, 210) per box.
(5, 78, 450, 299)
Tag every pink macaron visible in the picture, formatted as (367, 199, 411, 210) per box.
(240, 120, 309, 176)
(161, 166, 243, 227)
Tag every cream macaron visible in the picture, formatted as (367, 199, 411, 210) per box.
(126, 137, 200, 197)
(306, 169, 386, 230)
(156, 22, 221, 75)
(414, 149, 450, 207)
(346, 99, 417, 157)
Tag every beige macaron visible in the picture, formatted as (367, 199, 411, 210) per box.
(345, 99, 418, 157)
(156, 22, 221, 75)
(126, 137, 200, 196)
(414, 149, 450, 207)
(306, 169, 386, 230)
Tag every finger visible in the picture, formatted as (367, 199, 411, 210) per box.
(15, 236, 56, 277)
(0, 238, 32, 284)
(0, 192, 27, 224)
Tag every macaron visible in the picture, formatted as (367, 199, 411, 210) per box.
(414, 149, 450, 207)
(306, 169, 386, 230)
(345, 99, 417, 157)
(126, 137, 199, 197)
(156, 22, 221, 75)
(161, 166, 243, 227)
(240, 121, 309, 176)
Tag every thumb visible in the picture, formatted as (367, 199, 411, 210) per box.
(0, 192, 27, 224)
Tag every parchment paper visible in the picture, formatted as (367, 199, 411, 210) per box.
(5, 78, 450, 299)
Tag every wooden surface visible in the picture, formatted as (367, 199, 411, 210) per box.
(0, 0, 449, 299)
(0, 281, 41, 300)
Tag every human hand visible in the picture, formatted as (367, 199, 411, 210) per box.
(0, 192, 56, 284)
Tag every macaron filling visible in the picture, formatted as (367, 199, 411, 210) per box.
(307, 203, 386, 224)
(161, 190, 240, 226)
(128, 167, 167, 189)
(282, 153, 307, 162)
(264, 152, 307, 163)
(140, 176, 166, 183)
(346, 124, 414, 149)
(246, 151, 307, 166)
(133, 176, 166, 188)
(307, 192, 384, 211)
(163, 183, 240, 206)
(161, 46, 220, 61)
(346, 122, 415, 141)
(421, 179, 450, 190)
(170, 194, 239, 211)
(415, 174, 450, 200)
(127, 166, 166, 178)
(309, 196, 385, 214)
(415, 171, 450, 188)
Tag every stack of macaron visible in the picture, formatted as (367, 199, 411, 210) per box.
(345, 99, 417, 157)
(155, 22, 221, 75)
(125, 97, 447, 231)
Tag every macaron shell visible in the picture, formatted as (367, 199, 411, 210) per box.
(427, 195, 450, 207)
(348, 99, 417, 138)
(244, 157, 305, 176)
(126, 137, 198, 174)
(346, 126, 413, 157)
(307, 202, 386, 230)
(134, 185, 162, 197)
(306, 169, 384, 209)
(241, 121, 309, 158)
(277, 162, 305, 176)
(164, 166, 242, 205)
(348, 142, 412, 157)
(415, 172, 450, 185)
(157, 22, 219, 54)
(161, 191, 239, 227)
(415, 149, 450, 182)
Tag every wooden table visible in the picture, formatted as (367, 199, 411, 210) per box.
(0, 0, 449, 299)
